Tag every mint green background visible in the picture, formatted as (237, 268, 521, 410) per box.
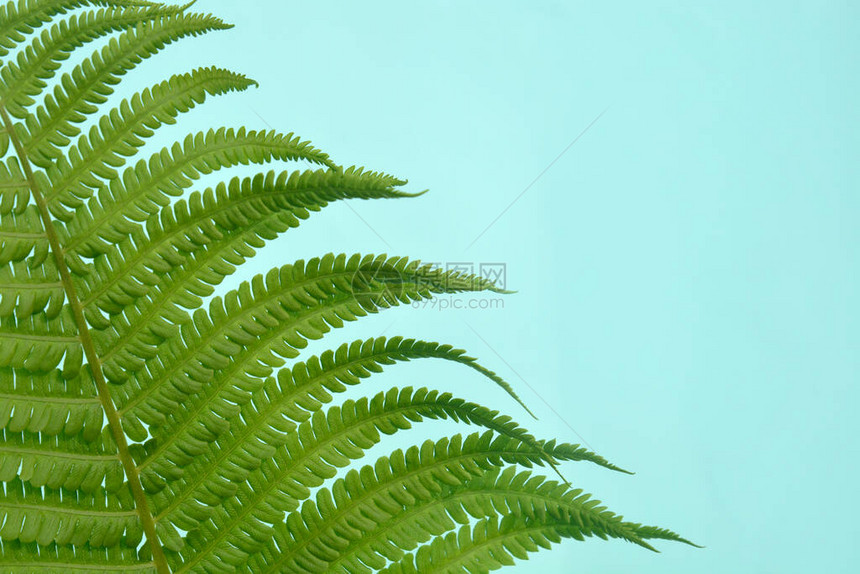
(128, 1, 856, 571)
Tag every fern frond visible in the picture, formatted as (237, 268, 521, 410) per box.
(0, 3, 692, 570)
(68, 167, 406, 262)
(0, 3, 192, 114)
(130, 257, 506, 485)
(82, 210, 303, 335)
(293, 466, 653, 573)
(0, 206, 47, 265)
(158, 393, 538, 553)
(272, 336, 522, 419)
(0, 153, 31, 215)
(21, 10, 231, 166)
(377, 515, 636, 574)
(0, 159, 63, 318)
(42, 66, 256, 211)
(73, 171, 416, 376)
(0, 539, 154, 573)
(65, 170, 410, 382)
(0, 1, 132, 58)
(152, 378, 568, 537)
(75, 168, 408, 313)
(0, 257, 64, 318)
(625, 524, 702, 548)
(236, 439, 641, 573)
(379, 501, 702, 574)
(0, 308, 81, 374)
(0, 478, 140, 547)
(0, 428, 122, 492)
(0, 367, 102, 438)
(109, 255, 495, 402)
(173, 432, 567, 572)
(144, 338, 529, 519)
(146, 336, 614, 529)
(60, 126, 335, 237)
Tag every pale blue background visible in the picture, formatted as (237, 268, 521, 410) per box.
(121, 1, 857, 572)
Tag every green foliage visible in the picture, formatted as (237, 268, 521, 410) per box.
(0, 1, 695, 572)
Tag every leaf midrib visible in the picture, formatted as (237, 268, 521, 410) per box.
(0, 500, 137, 517)
(0, 107, 170, 573)
(0, 444, 118, 461)
(0, 560, 156, 572)
(0, 392, 98, 404)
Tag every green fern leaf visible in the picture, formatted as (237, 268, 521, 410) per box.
(0, 3, 193, 112)
(0, 367, 102, 437)
(63, 127, 335, 246)
(42, 66, 257, 208)
(0, 4, 694, 572)
(0, 428, 122, 492)
(0, 2, 135, 58)
(22, 11, 232, 167)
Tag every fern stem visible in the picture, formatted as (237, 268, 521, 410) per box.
(0, 108, 170, 574)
